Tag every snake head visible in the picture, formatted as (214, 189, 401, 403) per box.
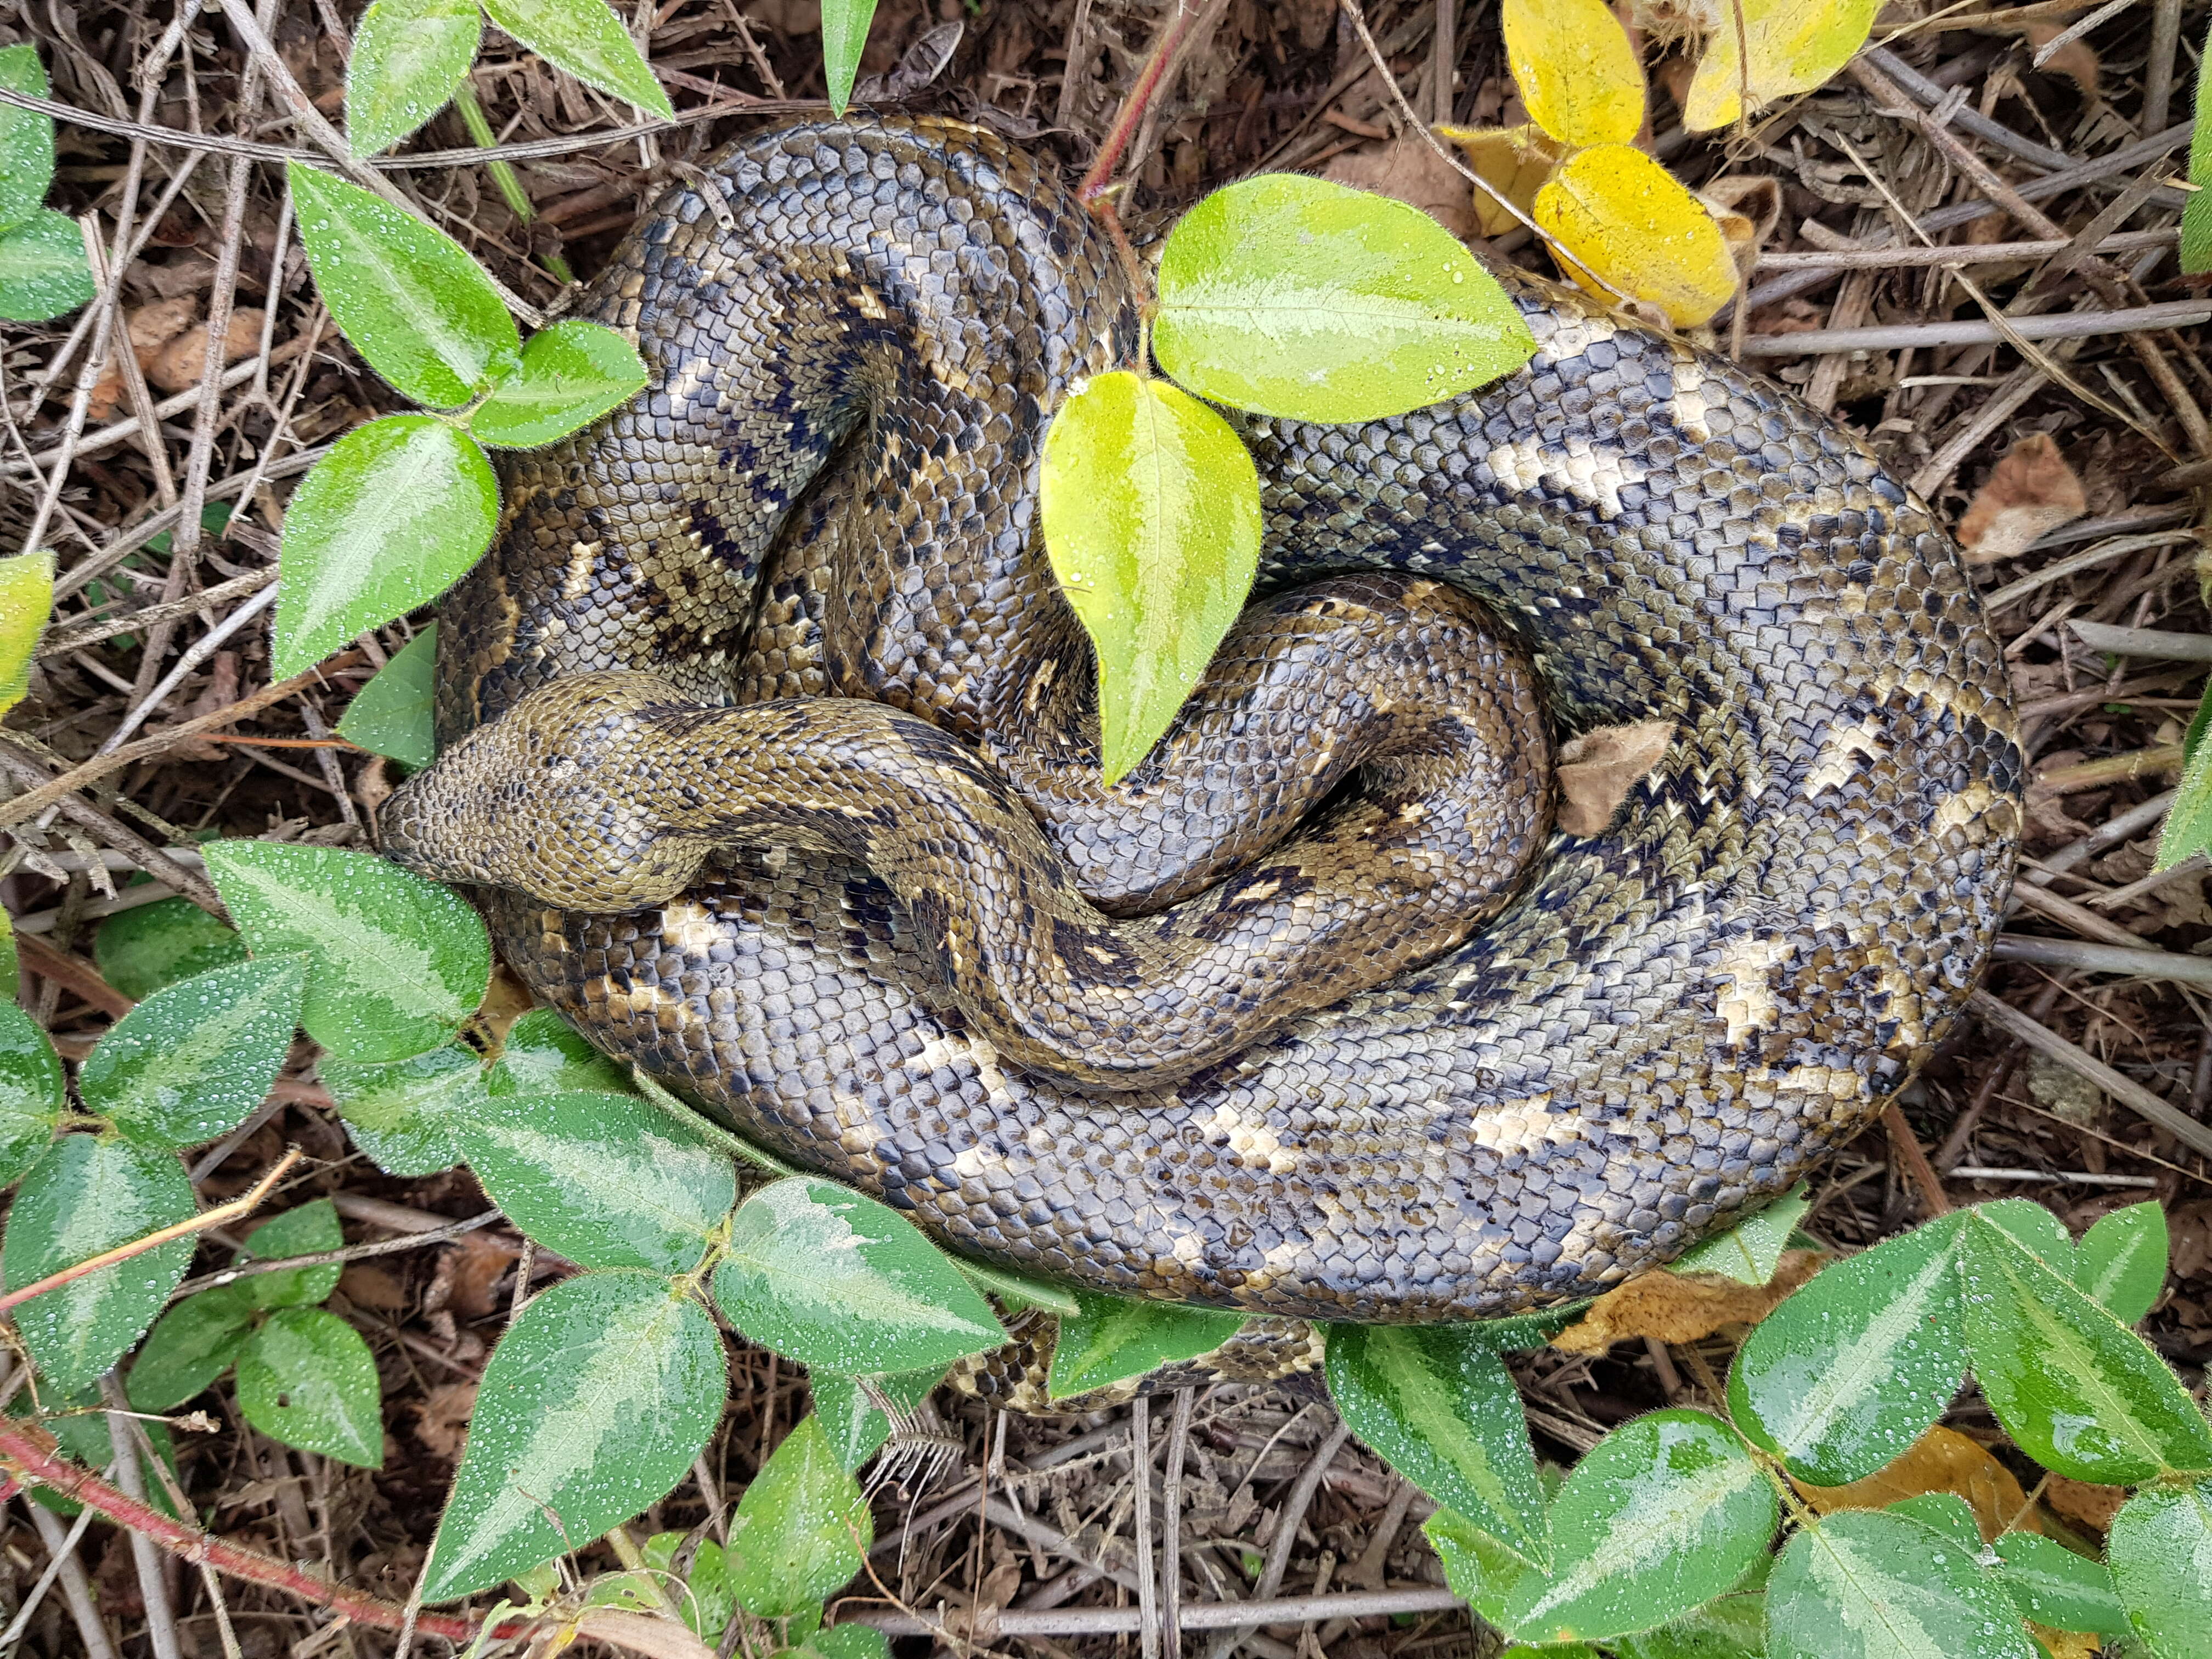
(378, 670, 710, 912)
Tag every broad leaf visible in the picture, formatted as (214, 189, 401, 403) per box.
(488, 1007, 633, 1097)
(2108, 1482, 2212, 1658)
(1039, 371, 1259, 782)
(3, 1135, 196, 1393)
(1425, 1508, 1527, 1627)
(468, 320, 646, 448)
(287, 163, 518, 408)
(801, 1628, 889, 1659)
(204, 839, 490, 1061)
(456, 1089, 733, 1274)
(0, 45, 55, 232)
(1977, 1197, 2075, 1277)
(336, 625, 438, 772)
(1154, 173, 1537, 422)
(1960, 1211, 2212, 1483)
(126, 1287, 256, 1411)
(319, 1042, 479, 1175)
(713, 1176, 1003, 1375)
(232, 1198, 346, 1308)
(1990, 1533, 2129, 1638)
(950, 1255, 1079, 1317)
(2188, 22, 2212, 274)
(1604, 1592, 1765, 1659)
(1534, 145, 1740, 329)
(1325, 1323, 1549, 1565)
(0, 1001, 63, 1187)
(346, 0, 482, 156)
(1497, 1409, 1774, 1644)
(0, 209, 94, 323)
(820, 0, 879, 115)
(1884, 1493, 1980, 1552)
(635, 1530, 736, 1638)
(0, 550, 50, 718)
(236, 1307, 385, 1467)
(1671, 1186, 1809, 1285)
(95, 897, 248, 1001)
(272, 414, 499, 677)
(2158, 685, 2212, 864)
(423, 1270, 725, 1601)
(79, 955, 306, 1149)
(1728, 1214, 1967, 1486)
(1684, 0, 1883, 133)
(1765, 1509, 2037, 1659)
(1500, 0, 1644, 149)
(810, 1365, 947, 1471)
(726, 1415, 872, 1616)
(1046, 1289, 1243, 1400)
(2075, 1201, 2166, 1324)
(477, 0, 674, 117)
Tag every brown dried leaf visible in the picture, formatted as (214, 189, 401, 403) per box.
(426, 1231, 522, 1321)
(1956, 432, 2087, 562)
(572, 1610, 716, 1659)
(335, 1262, 410, 1311)
(2024, 22, 2100, 99)
(2030, 1628, 2102, 1659)
(1436, 123, 1568, 237)
(2169, 1200, 2212, 1279)
(1322, 136, 1475, 239)
(146, 308, 264, 393)
(1700, 176, 1784, 280)
(1795, 1424, 2042, 1541)
(1556, 719, 1675, 836)
(1549, 1248, 1823, 1352)
(85, 297, 203, 420)
(411, 1381, 477, 1459)
(2045, 1475, 2129, 1535)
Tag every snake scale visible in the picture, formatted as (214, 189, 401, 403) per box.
(382, 116, 2023, 1396)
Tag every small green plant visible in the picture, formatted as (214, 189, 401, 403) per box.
(0, 44, 94, 323)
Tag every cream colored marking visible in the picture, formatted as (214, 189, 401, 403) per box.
(1933, 780, 1996, 836)
(951, 1144, 1009, 1181)
(1714, 938, 1793, 1047)
(1203, 1103, 1299, 1175)
(1878, 967, 1926, 1053)
(904, 1031, 1016, 1105)
(1023, 656, 1058, 715)
(852, 285, 889, 320)
(659, 899, 723, 955)
(560, 542, 602, 604)
(1466, 1092, 1583, 1156)
(1482, 436, 1643, 518)
(1669, 359, 1713, 443)
(1237, 875, 1285, 905)
(1172, 1232, 1206, 1266)
(1805, 719, 1885, 797)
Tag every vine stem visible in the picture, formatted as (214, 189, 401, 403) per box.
(0, 1148, 304, 1317)
(1075, 0, 1207, 206)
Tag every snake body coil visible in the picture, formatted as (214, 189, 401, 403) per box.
(386, 117, 2023, 1330)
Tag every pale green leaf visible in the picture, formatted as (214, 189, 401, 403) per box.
(1039, 370, 1259, 783)
(336, 624, 438, 772)
(1765, 1509, 2038, 1659)
(477, 0, 674, 117)
(1047, 1289, 1243, 1400)
(0, 45, 55, 233)
(1671, 1186, 1809, 1285)
(272, 415, 499, 677)
(1990, 1533, 2130, 1638)
(80, 955, 306, 1149)
(236, 1306, 385, 1467)
(2108, 1482, 2212, 1658)
(347, 0, 482, 156)
(2156, 685, 2212, 863)
(0, 210, 94, 323)
(0, 550, 49, 719)
(2076, 1201, 2168, 1325)
(94, 897, 248, 1001)
(0, 1002, 63, 1187)
(488, 1007, 633, 1097)
(809, 1366, 946, 1471)
(726, 1415, 872, 1617)
(820, 0, 879, 115)
(469, 319, 646, 448)
(319, 1041, 481, 1175)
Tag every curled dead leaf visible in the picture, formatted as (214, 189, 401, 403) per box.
(1795, 1423, 2046, 1541)
(1436, 123, 1568, 238)
(2044, 1474, 2129, 1535)
(1700, 176, 1785, 280)
(411, 1380, 477, 1459)
(1322, 137, 1475, 239)
(572, 1608, 717, 1659)
(1956, 432, 2087, 563)
(1556, 718, 1675, 836)
(1549, 1247, 1823, 1352)
(148, 308, 266, 393)
(2024, 22, 2100, 100)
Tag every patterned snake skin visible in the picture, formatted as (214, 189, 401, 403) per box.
(383, 116, 2023, 1345)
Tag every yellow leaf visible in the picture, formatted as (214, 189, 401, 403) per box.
(0, 550, 53, 720)
(1501, 0, 1646, 149)
(1534, 143, 1740, 328)
(1436, 123, 1569, 238)
(1683, 0, 1882, 132)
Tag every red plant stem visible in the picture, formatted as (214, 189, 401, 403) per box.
(1076, 0, 1206, 204)
(0, 1419, 524, 1644)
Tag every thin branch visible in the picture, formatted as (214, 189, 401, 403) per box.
(1736, 300, 2212, 358)
(843, 1585, 1465, 1639)
(1968, 989, 2212, 1162)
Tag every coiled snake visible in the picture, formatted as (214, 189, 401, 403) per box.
(382, 117, 2022, 1390)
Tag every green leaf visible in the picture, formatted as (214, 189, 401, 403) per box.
(819, 0, 879, 115)
(95, 897, 249, 1001)
(203, 839, 490, 1061)
(1990, 1533, 2130, 1638)
(468, 320, 647, 448)
(2157, 684, 2212, 865)
(0, 1002, 64, 1187)
(0, 210, 96, 322)
(1324, 1323, 1549, 1566)
(287, 162, 518, 408)
(236, 1306, 385, 1467)
(1727, 1214, 1967, 1486)
(2185, 26, 2212, 274)
(2075, 1201, 2166, 1325)
(802, 1627, 890, 1659)
(0, 46, 57, 234)
(346, 0, 482, 156)
(320, 1041, 479, 1175)
(1496, 1409, 1774, 1644)
(78, 956, 306, 1149)
(336, 625, 438, 772)
(810, 1365, 947, 1471)
(1960, 1210, 2212, 1483)
(423, 1269, 725, 1601)
(1977, 1197, 2076, 1278)
(713, 1176, 1004, 1376)
(0, 549, 49, 719)
(476, 0, 674, 117)
(1604, 1592, 1766, 1659)
(1886, 1493, 1980, 1553)
(231, 1197, 346, 1308)
(949, 1255, 1080, 1317)
(1153, 173, 1537, 422)
(1046, 1289, 1243, 1400)
(1039, 370, 1260, 783)
(488, 1007, 634, 1097)
(16, 1381, 183, 1521)
(456, 1089, 733, 1274)
(1670, 1186, 1809, 1285)
(2108, 1481, 2212, 1658)
(1765, 1509, 2038, 1659)
(126, 1288, 256, 1411)
(636, 1531, 737, 1637)
(727, 1415, 873, 1617)
(2, 1135, 196, 1393)
(272, 414, 499, 678)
